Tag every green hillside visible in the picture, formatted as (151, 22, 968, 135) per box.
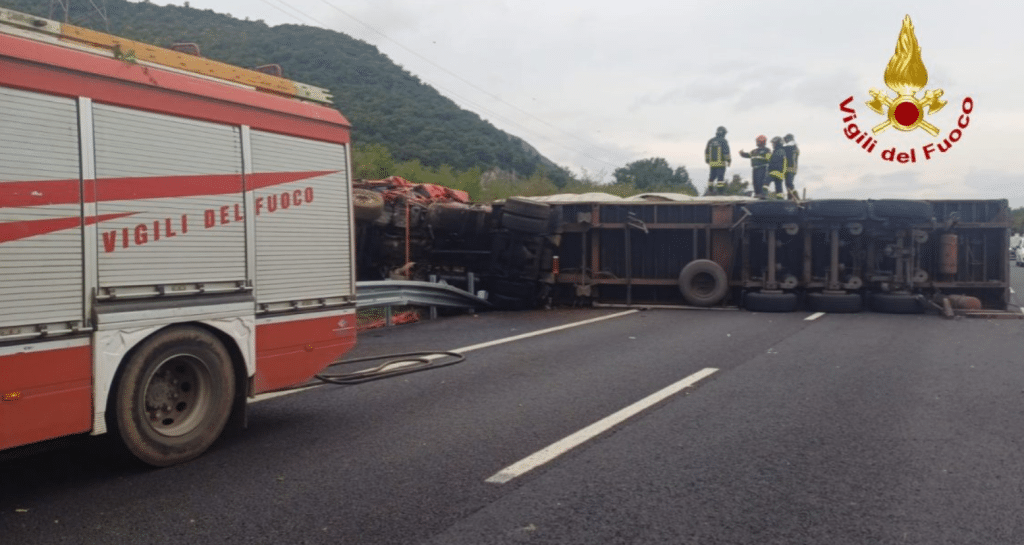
(0, 0, 568, 183)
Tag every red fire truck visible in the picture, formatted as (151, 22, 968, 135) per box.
(0, 8, 357, 466)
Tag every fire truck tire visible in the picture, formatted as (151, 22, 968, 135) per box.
(677, 259, 728, 307)
(807, 292, 863, 313)
(112, 326, 235, 467)
(744, 291, 799, 312)
(869, 292, 924, 314)
(868, 200, 933, 223)
(502, 212, 548, 234)
(804, 199, 867, 220)
(504, 197, 552, 220)
(353, 189, 384, 222)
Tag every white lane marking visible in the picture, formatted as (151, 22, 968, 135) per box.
(251, 310, 639, 403)
(485, 367, 718, 485)
(805, 312, 826, 321)
(1011, 288, 1016, 294)
(455, 310, 638, 354)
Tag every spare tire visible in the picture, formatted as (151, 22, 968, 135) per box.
(677, 259, 729, 307)
(353, 189, 385, 222)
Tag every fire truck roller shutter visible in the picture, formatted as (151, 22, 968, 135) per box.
(0, 87, 85, 329)
(92, 103, 246, 290)
(249, 130, 353, 304)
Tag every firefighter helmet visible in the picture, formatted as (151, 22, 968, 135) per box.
(771, 136, 784, 147)
(716, 126, 727, 136)
(784, 133, 794, 142)
(756, 135, 767, 146)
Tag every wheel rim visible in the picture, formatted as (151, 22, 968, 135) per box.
(690, 272, 716, 297)
(142, 354, 213, 437)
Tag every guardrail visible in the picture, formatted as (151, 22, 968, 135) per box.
(356, 279, 491, 326)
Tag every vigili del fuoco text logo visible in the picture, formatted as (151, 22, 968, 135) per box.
(839, 15, 973, 163)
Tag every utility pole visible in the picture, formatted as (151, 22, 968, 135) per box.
(49, 0, 109, 31)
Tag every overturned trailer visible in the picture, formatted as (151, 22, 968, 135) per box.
(491, 195, 1011, 314)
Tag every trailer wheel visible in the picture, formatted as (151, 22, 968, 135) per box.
(113, 326, 235, 467)
(868, 200, 933, 224)
(502, 212, 549, 234)
(353, 189, 385, 222)
(744, 291, 799, 312)
(869, 293, 924, 314)
(677, 259, 728, 307)
(745, 200, 800, 220)
(504, 197, 552, 220)
(807, 292, 863, 313)
(805, 199, 867, 220)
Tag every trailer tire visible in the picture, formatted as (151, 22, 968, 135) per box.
(504, 197, 552, 220)
(677, 259, 728, 307)
(805, 199, 867, 220)
(502, 212, 548, 235)
(353, 189, 385, 222)
(807, 292, 863, 313)
(869, 293, 924, 314)
(427, 202, 470, 233)
(745, 200, 800, 220)
(112, 326, 235, 467)
(744, 291, 799, 312)
(868, 200, 933, 224)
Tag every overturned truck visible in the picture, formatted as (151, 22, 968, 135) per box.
(354, 185, 1012, 315)
(494, 196, 1012, 314)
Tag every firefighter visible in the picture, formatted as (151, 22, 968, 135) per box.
(767, 136, 787, 197)
(738, 135, 771, 198)
(783, 133, 799, 200)
(704, 126, 731, 195)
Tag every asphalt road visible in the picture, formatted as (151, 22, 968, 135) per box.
(2, 269, 1023, 544)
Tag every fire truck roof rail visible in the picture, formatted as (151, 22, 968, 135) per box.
(0, 7, 333, 105)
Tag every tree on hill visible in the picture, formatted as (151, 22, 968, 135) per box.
(0, 0, 565, 180)
(612, 158, 696, 195)
(702, 174, 751, 196)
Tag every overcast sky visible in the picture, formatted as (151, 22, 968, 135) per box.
(132, 0, 1023, 205)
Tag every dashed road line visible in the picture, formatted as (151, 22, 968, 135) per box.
(485, 367, 718, 484)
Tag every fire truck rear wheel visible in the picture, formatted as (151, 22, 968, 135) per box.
(113, 326, 235, 467)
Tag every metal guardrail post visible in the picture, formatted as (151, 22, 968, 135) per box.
(428, 275, 438, 320)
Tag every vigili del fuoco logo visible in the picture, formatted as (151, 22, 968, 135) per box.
(839, 15, 973, 163)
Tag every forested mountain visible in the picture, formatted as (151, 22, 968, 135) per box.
(0, 0, 569, 183)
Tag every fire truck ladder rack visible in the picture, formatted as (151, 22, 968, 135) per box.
(0, 7, 333, 104)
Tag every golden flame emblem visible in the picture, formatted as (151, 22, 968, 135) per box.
(865, 15, 946, 135)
